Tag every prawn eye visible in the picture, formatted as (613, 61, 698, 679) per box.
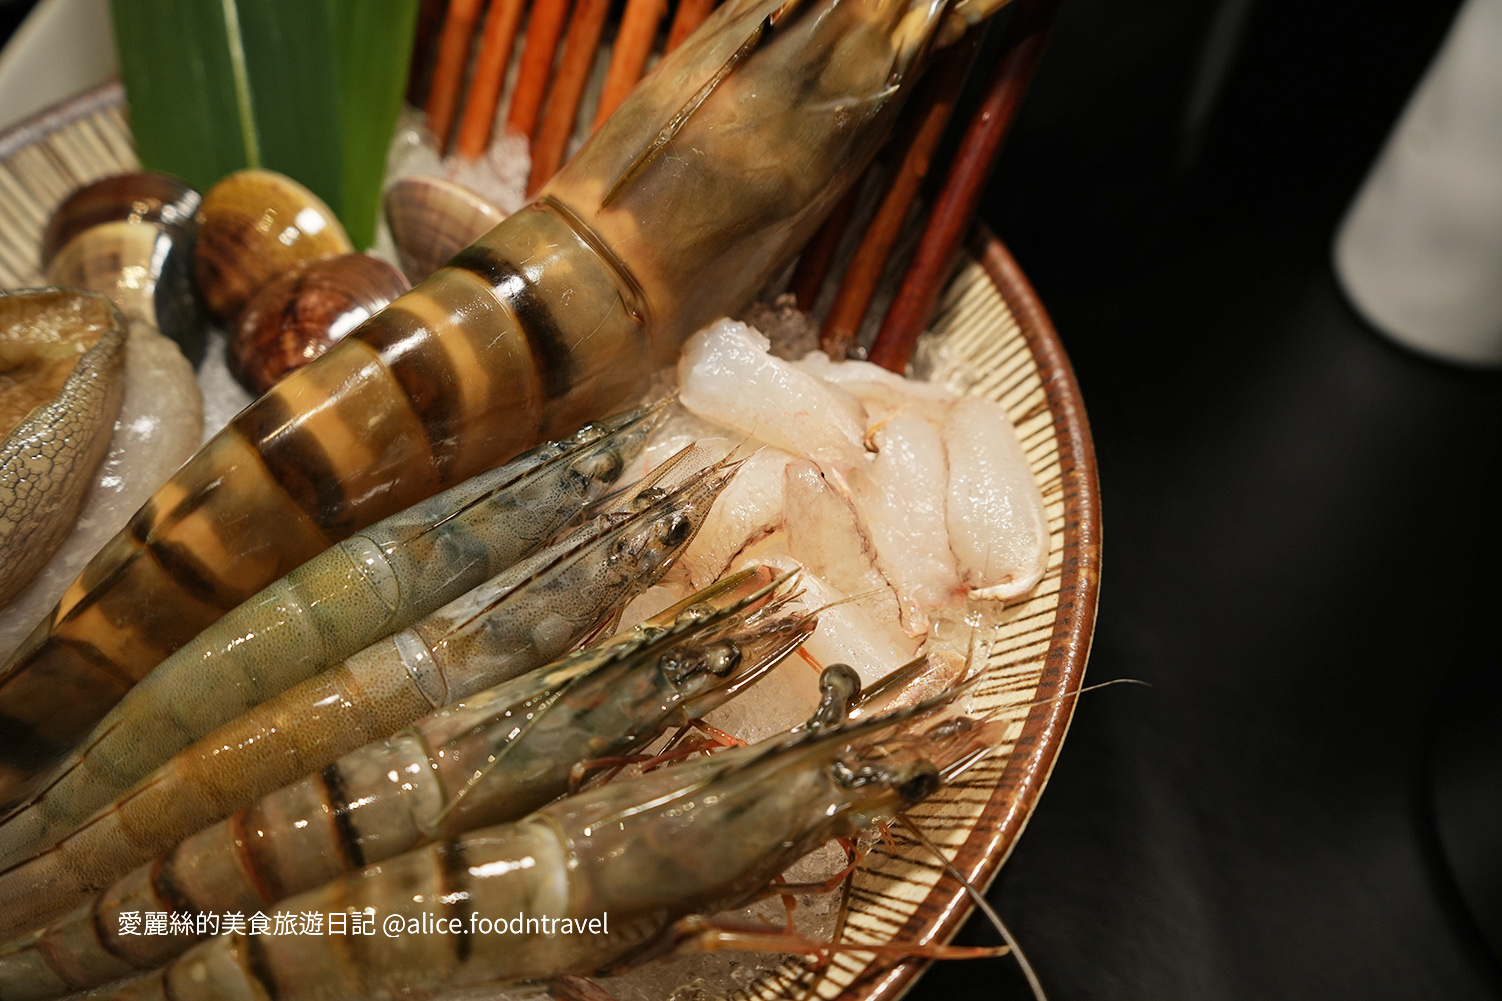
(704, 641, 742, 676)
(894, 762, 941, 804)
(819, 664, 861, 703)
(630, 486, 668, 512)
(576, 450, 624, 485)
(607, 535, 637, 566)
(658, 514, 692, 547)
(660, 648, 706, 684)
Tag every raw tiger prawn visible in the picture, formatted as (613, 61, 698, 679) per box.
(0, 0, 1013, 804)
(86, 693, 1009, 1001)
(0, 454, 735, 936)
(0, 403, 661, 818)
(0, 567, 817, 999)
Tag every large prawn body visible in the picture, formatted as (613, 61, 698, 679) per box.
(0, 0, 993, 798)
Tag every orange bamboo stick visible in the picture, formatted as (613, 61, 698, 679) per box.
(819, 28, 982, 359)
(456, 0, 530, 157)
(425, 0, 486, 152)
(527, 0, 613, 192)
(591, 0, 668, 130)
(506, 0, 572, 139)
(665, 0, 715, 52)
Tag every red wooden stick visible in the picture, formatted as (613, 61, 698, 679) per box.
(819, 28, 982, 359)
(787, 185, 859, 312)
(456, 0, 530, 157)
(505, 0, 572, 140)
(528, 0, 614, 191)
(665, 0, 716, 53)
(425, 0, 486, 152)
(592, 0, 669, 129)
(406, 0, 450, 107)
(868, 0, 1061, 373)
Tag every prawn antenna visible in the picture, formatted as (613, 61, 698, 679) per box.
(896, 812, 1049, 1001)
(966, 676, 1150, 729)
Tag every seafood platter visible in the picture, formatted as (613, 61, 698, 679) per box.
(0, 0, 1098, 998)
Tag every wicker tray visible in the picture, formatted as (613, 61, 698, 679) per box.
(0, 81, 1099, 1001)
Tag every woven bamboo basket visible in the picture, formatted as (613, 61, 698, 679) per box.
(0, 50, 1097, 1000)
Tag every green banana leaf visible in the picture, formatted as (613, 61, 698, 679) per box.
(112, 0, 420, 249)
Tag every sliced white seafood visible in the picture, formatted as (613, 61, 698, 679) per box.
(851, 411, 965, 634)
(668, 447, 791, 590)
(795, 349, 956, 424)
(678, 320, 867, 475)
(780, 458, 905, 651)
(943, 394, 1049, 599)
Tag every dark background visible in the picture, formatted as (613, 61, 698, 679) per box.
(914, 0, 1502, 999)
(3, 0, 1501, 997)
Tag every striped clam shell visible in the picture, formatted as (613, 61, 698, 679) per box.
(384, 176, 505, 284)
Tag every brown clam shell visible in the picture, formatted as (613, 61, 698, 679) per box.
(227, 253, 409, 394)
(46, 220, 204, 365)
(195, 170, 354, 324)
(384, 176, 504, 284)
(39, 170, 199, 271)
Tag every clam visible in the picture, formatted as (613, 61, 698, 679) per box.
(41, 171, 205, 365)
(0, 289, 127, 608)
(39, 170, 199, 267)
(384, 175, 504, 284)
(195, 170, 354, 324)
(227, 253, 409, 394)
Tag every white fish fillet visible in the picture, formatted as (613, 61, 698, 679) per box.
(852, 411, 964, 633)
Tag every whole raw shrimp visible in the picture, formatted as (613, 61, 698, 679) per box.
(0, 404, 660, 817)
(0, 0, 1011, 801)
(90, 698, 1003, 1001)
(0, 568, 816, 999)
(0, 455, 736, 934)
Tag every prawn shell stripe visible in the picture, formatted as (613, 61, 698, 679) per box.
(447, 245, 575, 401)
(318, 763, 368, 870)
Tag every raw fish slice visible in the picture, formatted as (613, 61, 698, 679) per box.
(852, 411, 965, 634)
(943, 395, 1049, 598)
(678, 320, 867, 475)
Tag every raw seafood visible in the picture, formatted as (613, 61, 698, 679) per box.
(0, 292, 127, 609)
(0, 324, 202, 662)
